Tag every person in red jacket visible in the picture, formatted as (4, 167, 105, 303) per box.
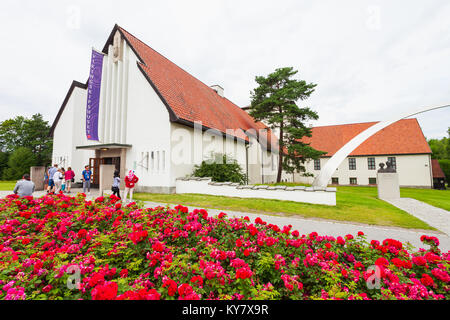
(123, 169, 139, 203)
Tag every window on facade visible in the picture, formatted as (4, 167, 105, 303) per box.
(369, 177, 377, 185)
(350, 177, 357, 185)
(162, 151, 166, 171)
(271, 154, 276, 171)
(151, 151, 154, 170)
(314, 159, 321, 171)
(388, 157, 397, 169)
(331, 177, 339, 185)
(368, 157, 376, 170)
(156, 151, 160, 171)
(349, 158, 356, 170)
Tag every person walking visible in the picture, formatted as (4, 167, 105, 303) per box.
(47, 164, 58, 193)
(111, 170, 121, 199)
(82, 165, 92, 195)
(53, 168, 64, 193)
(123, 170, 139, 203)
(13, 174, 35, 197)
(65, 167, 75, 193)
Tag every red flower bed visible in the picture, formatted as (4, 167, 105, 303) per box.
(0, 193, 448, 300)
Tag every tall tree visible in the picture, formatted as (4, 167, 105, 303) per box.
(249, 67, 325, 182)
(0, 114, 53, 166)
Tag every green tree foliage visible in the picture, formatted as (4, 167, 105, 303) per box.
(438, 159, 450, 183)
(428, 127, 450, 160)
(0, 114, 53, 166)
(0, 151, 9, 179)
(249, 67, 325, 182)
(193, 153, 246, 184)
(2, 147, 37, 180)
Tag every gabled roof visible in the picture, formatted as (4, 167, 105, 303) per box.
(431, 159, 446, 178)
(109, 25, 275, 146)
(302, 118, 432, 157)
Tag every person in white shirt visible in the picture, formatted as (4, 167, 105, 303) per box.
(53, 169, 64, 194)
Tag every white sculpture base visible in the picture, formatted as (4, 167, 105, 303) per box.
(377, 172, 400, 200)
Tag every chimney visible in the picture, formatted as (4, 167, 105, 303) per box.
(210, 85, 224, 97)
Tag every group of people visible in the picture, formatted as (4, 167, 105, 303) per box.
(111, 169, 139, 202)
(45, 164, 75, 194)
(43, 164, 139, 202)
(14, 164, 139, 202)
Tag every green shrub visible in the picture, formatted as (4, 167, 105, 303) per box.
(438, 159, 450, 182)
(193, 153, 246, 184)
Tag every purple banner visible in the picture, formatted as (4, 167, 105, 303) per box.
(86, 49, 104, 141)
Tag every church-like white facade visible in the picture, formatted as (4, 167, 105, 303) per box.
(50, 25, 278, 193)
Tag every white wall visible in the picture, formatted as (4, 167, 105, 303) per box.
(125, 46, 172, 190)
(176, 178, 336, 206)
(52, 86, 95, 182)
(290, 154, 432, 187)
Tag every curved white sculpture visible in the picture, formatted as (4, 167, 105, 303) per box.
(312, 103, 450, 188)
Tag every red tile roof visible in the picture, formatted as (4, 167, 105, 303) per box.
(302, 118, 431, 157)
(117, 26, 275, 145)
(431, 159, 446, 178)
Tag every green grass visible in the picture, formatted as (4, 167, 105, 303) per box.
(0, 181, 16, 191)
(134, 185, 438, 230)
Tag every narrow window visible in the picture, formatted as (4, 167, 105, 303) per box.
(349, 158, 356, 170)
(314, 159, 321, 171)
(151, 151, 154, 170)
(156, 151, 160, 171)
(367, 157, 376, 170)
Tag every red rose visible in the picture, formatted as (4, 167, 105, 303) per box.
(42, 285, 52, 293)
(336, 237, 345, 246)
(420, 274, 434, 287)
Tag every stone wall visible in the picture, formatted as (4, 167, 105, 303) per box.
(176, 177, 336, 206)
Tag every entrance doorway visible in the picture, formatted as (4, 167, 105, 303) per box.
(89, 157, 121, 186)
(89, 158, 104, 186)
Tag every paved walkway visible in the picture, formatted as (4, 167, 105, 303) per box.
(386, 198, 450, 236)
(1, 189, 449, 251)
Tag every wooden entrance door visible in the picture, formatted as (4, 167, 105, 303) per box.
(89, 158, 105, 186)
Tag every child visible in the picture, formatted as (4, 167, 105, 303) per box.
(123, 170, 139, 203)
(61, 168, 66, 192)
(111, 170, 121, 199)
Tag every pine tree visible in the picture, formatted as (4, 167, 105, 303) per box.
(249, 67, 325, 182)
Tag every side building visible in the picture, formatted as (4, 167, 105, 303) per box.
(285, 119, 434, 188)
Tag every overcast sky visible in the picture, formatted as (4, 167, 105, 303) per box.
(0, 0, 449, 139)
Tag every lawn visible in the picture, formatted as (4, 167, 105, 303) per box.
(134, 185, 439, 230)
(0, 181, 16, 191)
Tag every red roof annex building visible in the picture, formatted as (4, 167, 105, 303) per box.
(289, 119, 436, 188)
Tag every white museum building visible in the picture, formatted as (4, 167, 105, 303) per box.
(50, 25, 279, 193)
(287, 119, 435, 188)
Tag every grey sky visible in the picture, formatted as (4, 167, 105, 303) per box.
(0, 0, 449, 139)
